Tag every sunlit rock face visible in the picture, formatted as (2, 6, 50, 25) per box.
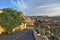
(20, 13, 34, 25)
(23, 16, 33, 25)
(0, 9, 3, 14)
(0, 24, 26, 34)
(12, 23, 26, 32)
(0, 25, 6, 34)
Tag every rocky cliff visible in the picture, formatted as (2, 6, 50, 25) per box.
(20, 13, 34, 25)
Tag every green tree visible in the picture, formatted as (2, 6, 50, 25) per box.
(0, 8, 23, 34)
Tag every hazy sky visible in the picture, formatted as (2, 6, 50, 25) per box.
(0, 0, 60, 16)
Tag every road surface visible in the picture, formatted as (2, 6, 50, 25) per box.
(0, 30, 35, 40)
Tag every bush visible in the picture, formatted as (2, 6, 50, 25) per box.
(0, 8, 23, 34)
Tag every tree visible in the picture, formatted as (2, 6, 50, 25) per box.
(0, 8, 23, 34)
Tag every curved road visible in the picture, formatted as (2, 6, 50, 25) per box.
(14, 30, 35, 40)
(0, 30, 35, 40)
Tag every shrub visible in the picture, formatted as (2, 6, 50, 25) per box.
(0, 8, 23, 34)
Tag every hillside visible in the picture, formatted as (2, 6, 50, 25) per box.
(29, 16, 60, 40)
(19, 13, 34, 25)
(0, 8, 34, 34)
(50, 16, 60, 20)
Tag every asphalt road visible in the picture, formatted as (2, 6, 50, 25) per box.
(0, 30, 35, 40)
(14, 30, 35, 40)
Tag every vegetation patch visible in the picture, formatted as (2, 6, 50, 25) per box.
(0, 8, 23, 34)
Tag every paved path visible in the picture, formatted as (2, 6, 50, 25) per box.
(14, 30, 35, 40)
(0, 30, 35, 40)
(26, 27, 43, 40)
(0, 27, 46, 40)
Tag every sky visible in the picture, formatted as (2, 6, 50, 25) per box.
(0, 0, 60, 16)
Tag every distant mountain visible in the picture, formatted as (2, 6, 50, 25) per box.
(28, 16, 50, 20)
(50, 16, 60, 20)
(28, 16, 60, 20)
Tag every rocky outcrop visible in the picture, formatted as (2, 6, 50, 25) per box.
(41, 35, 49, 40)
(0, 9, 3, 14)
(12, 23, 26, 32)
(20, 13, 34, 25)
(0, 25, 6, 34)
(36, 34, 49, 40)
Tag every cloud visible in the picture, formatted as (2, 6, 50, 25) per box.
(10, 0, 60, 16)
(17, 0, 28, 9)
(27, 3, 60, 16)
(10, 0, 28, 10)
(33, 5, 60, 16)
